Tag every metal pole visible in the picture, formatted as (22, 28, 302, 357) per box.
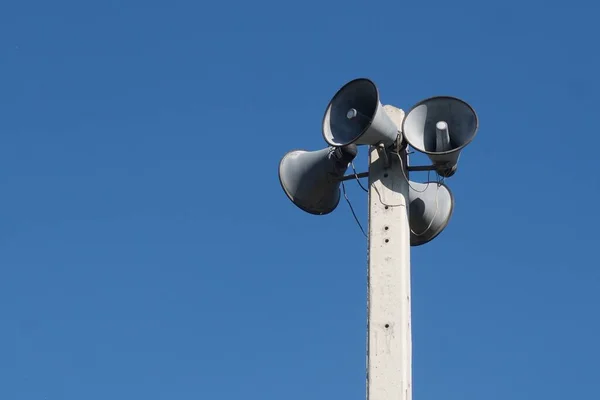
(367, 112, 412, 400)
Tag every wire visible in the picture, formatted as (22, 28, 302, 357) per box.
(342, 148, 443, 237)
(366, 150, 423, 208)
(393, 150, 431, 193)
(351, 161, 369, 193)
(341, 181, 367, 238)
(386, 149, 443, 236)
(370, 183, 406, 208)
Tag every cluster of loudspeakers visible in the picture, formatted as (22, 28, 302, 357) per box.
(279, 78, 478, 245)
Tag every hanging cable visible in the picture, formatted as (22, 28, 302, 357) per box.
(393, 150, 431, 193)
(351, 161, 369, 193)
(341, 181, 367, 238)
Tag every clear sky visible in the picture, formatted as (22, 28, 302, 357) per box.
(1, 0, 599, 399)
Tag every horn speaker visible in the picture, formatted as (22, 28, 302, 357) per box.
(402, 96, 478, 177)
(408, 180, 454, 246)
(278, 144, 358, 215)
(322, 78, 399, 147)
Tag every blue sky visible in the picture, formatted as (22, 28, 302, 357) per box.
(1, 0, 599, 399)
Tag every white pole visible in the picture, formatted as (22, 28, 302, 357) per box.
(367, 107, 412, 400)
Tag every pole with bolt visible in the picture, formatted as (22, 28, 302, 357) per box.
(366, 107, 412, 400)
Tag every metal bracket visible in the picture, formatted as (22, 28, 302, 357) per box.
(340, 171, 369, 181)
(395, 131, 408, 154)
(377, 144, 391, 169)
(339, 165, 436, 181)
(406, 165, 437, 172)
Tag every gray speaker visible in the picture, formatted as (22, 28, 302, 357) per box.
(408, 181, 454, 246)
(322, 78, 399, 147)
(278, 144, 358, 215)
(402, 96, 478, 177)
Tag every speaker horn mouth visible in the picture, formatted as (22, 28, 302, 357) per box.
(322, 78, 380, 147)
(402, 96, 479, 155)
(277, 149, 341, 216)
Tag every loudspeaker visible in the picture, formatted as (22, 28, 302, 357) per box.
(408, 181, 454, 246)
(278, 144, 358, 215)
(322, 78, 399, 147)
(402, 96, 478, 177)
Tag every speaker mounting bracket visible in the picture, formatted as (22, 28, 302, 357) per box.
(407, 165, 438, 172)
(339, 164, 437, 181)
(395, 131, 408, 153)
(340, 171, 369, 181)
(376, 143, 396, 169)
